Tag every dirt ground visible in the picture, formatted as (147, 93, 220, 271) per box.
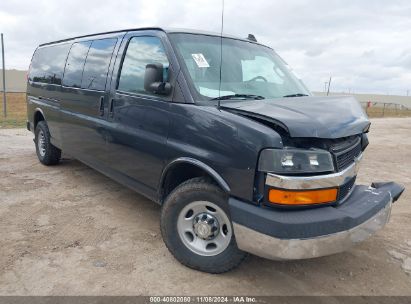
(0, 118, 410, 296)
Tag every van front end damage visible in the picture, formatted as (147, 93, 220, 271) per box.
(221, 95, 405, 260)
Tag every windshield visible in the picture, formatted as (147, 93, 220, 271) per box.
(169, 33, 311, 101)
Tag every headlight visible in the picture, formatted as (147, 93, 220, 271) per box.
(258, 148, 334, 174)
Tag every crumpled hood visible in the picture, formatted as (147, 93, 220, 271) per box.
(221, 96, 370, 138)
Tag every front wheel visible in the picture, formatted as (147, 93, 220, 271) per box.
(160, 178, 248, 273)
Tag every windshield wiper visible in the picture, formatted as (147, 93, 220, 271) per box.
(211, 94, 265, 101)
(283, 93, 309, 98)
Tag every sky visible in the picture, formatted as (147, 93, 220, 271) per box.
(0, 0, 410, 95)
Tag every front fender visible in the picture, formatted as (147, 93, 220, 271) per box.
(159, 157, 231, 195)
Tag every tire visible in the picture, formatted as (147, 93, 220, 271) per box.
(35, 121, 61, 166)
(160, 177, 248, 273)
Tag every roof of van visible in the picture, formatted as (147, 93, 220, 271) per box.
(38, 27, 268, 48)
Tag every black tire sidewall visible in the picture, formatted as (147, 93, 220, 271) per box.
(35, 122, 47, 163)
(35, 121, 60, 165)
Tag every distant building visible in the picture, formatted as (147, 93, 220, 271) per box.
(0, 69, 27, 92)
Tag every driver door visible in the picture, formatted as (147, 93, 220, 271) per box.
(104, 33, 172, 199)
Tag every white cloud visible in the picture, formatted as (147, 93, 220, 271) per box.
(0, 0, 410, 95)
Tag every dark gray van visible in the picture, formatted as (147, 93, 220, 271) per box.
(27, 27, 404, 273)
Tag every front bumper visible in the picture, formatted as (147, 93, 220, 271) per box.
(230, 182, 404, 260)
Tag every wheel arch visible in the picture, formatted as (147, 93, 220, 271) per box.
(159, 157, 230, 203)
(33, 108, 46, 129)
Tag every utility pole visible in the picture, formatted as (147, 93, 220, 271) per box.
(407, 90, 409, 97)
(324, 82, 328, 93)
(1, 33, 6, 118)
(326, 76, 332, 96)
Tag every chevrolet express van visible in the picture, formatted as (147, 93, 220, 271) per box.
(27, 27, 404, 273)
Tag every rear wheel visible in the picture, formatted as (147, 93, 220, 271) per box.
(160, 177, 248, 273)
(35, 121, 61, 165)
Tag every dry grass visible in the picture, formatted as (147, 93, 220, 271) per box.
(365, 106, 411, 118)
(0, 92, 27, 128)
(0, 92, 410, 128)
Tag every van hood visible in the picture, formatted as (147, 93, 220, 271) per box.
(221, 96, 370, 138)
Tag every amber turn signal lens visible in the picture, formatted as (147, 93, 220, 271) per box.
(268, 188, 338, 205)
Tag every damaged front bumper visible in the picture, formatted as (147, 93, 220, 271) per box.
(229, 182, 404, 260)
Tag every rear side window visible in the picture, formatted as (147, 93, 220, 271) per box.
(63, 41, 91, 88)
(29, 44, 70, 85)
(118, 36, 169, 95)
(81, 38, 117, 90)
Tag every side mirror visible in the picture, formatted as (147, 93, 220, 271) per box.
(144, 63, 172, 95)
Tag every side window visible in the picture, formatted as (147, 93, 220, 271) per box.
(118, 36, 169, 95)
(63, 41, 91, 88)
(29, 44, 71, 85)
(81, 38, 117, 90)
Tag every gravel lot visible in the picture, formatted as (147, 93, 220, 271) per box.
(0, 118, 410, 295)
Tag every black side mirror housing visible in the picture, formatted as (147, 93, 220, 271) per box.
(144, 63, 172, 95)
